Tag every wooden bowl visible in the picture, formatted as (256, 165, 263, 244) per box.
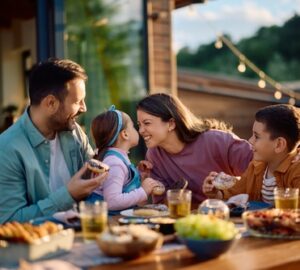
(97, 225, 163, 259)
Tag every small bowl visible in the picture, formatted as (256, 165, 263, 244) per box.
(149, 217, 176, 235)
(97, 225, 163, 259)
(179, 236, 238, 260)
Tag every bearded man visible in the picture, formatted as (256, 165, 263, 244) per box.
(0, 58, 107, 224)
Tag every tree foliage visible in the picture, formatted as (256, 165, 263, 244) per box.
(177, 14, 300, 81)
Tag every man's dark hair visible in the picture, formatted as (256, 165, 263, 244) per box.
(255, 104, 300, 151)
(29, 58, 87, 105)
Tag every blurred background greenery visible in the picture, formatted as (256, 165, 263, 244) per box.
(177, 14, 300, 81)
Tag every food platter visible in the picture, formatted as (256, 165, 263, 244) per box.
(243, 209, 300, 239)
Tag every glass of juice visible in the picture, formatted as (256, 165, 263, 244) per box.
(274, 188, 299, 209)
(167, 189, 192, 218)
(79, 201, 108, 242)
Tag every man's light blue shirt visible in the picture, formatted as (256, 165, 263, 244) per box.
(0, 109, 94, 223)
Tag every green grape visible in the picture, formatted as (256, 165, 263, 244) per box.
(175, 214, 238, 240)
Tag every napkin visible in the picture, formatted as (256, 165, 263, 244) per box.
(53, 210, 80, 226)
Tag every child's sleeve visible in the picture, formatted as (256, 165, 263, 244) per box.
(101, 156, 148, 211)
(223, 164, 254, 199)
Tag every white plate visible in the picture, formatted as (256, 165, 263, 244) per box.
(120, 209, 169, 218)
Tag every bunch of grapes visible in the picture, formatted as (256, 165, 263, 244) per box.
(175, 214, 238, 240)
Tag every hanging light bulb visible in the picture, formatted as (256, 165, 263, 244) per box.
(289, 97, 296, 105)
(187, 5, 197, 17)
(214, 39, 223, 49)
(237, 62, 246, 73)
(274, 91, 282, 100)
(258, 79, 266, 88)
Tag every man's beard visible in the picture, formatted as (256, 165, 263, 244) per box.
(50, 110, 80, 132)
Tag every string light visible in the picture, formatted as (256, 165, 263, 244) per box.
(237, 61, 246, 73)
(258, 79, 266, 89)
(289, 97, 296, 105)
(274, 91, 282, 100)
(187, 5, 197, 17)
(215, 34, 299, 104)
(214, 38, 223, 49)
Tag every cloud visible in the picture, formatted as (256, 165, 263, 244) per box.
(172, 0, 300, 51)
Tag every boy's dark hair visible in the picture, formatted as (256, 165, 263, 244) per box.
(255, 104, 300, 151)
(29, 58, 87, 105)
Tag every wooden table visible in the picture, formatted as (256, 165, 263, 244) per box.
(87, 217, 300, 270)
(89, 237, 300, 270)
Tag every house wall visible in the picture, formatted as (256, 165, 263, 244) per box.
(0, 18, 35, 114)
(178, 89, 271, 140)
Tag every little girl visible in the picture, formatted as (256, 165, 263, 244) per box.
(86, 105, 160, 211)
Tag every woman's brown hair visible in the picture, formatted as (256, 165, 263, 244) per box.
(137, 93, 231, 143)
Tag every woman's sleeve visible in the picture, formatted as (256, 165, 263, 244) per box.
(227, 133, 253, 176)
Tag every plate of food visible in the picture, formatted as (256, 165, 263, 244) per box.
(243, 209, 300, 239)
(0, 221, 74, 266)
(120, 204, 169, 218)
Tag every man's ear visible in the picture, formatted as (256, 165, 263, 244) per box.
(168, 118, 176, 132)
(41, 95, 60, 114)
(274, 137, 288, 153)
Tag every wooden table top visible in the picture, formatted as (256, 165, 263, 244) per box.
(87, 216, 300, 270)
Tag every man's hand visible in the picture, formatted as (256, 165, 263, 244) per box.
(67, 163, 108, 201)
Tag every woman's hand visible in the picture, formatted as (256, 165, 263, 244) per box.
(202, 171, 219, 198)
(138, 160, 153, 180)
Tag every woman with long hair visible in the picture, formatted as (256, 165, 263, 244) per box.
(137, 93, 253, 203)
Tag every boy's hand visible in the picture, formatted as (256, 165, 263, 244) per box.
(203, 171, 219, 198)
(67, 163, 108, 201)
(141, 177, 160, 195)
(292, 147, 300, 163)
(138, 160, 153, 180)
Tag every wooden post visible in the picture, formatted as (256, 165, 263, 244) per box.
(147, 0, 177, 96)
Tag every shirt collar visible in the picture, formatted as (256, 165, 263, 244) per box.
(252, 150, 298, 175)
(274, 150, 298, 174)
(20, 107, 48, 147)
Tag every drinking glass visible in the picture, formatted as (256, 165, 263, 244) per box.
(167, 189, 192, 218)
(79, 201, 108, 242)
(274, 188, 299, 209)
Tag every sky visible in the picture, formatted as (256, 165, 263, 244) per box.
(172, 0, 300, 53)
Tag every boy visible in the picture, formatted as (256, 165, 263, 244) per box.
(203, 104, 300, 204)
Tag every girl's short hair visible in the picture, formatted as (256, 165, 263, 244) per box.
(137, 93, 231, 143)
